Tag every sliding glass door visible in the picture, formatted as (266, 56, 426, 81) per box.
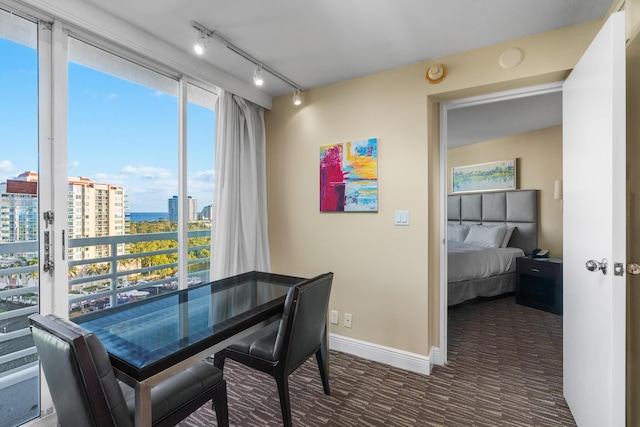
(0, 6, 218, 425)
(0, 9, 41, 426)
(67, 38, 180, 315)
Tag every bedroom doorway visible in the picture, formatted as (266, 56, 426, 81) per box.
(438, 82, 564, 362)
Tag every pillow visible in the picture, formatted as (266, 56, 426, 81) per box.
(500, 226, 516, 248)
(464, 225, 507, 248)
(447, 224, 470, 242)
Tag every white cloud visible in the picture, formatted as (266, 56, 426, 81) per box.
(0, 160, 13, 173)
(92, 172, 127, 186)
(195, 169, 215, 182)
(0, 160, 15, 183)
(187, 170, 215, 208)
(68, 160, 80, 170)
(121, 165, 173, 179)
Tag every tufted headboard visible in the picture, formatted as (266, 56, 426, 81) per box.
(447, 189, 538, 255)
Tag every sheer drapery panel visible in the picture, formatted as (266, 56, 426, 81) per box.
(211, 90, 270, 280)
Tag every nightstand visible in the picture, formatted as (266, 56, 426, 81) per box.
(515, 257, 563, 315)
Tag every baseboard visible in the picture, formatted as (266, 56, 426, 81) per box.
(329, 333, 432, 375)
(429, 345, 444, 366)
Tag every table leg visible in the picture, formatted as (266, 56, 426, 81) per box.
(135, 381, 153, 427)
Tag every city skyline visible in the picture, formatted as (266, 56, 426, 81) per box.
(1, 171, 210, 216)
(1, 36, 216, 213)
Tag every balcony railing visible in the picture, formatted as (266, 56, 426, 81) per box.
(0, 230, 211, 396)
(67, 230, 211, 313)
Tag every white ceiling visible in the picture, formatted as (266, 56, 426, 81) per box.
(83, 0, 612, 146)
(447, 91, 564, 148)
(85, 0, 613, 97)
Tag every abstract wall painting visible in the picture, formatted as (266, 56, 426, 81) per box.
(320, 138, 378, 212)
(452, 159, 517, 193)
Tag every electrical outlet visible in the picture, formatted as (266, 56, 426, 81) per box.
(344, 313, 352, 328)
(330, 310, 339, 325)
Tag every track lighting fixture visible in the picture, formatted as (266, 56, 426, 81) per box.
(253, 65, 264, 86)
(292, 90, 302, 106)
(191, 21, 304, 101)
(193, 30, 211, 56)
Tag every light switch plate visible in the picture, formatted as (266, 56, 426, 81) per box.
(394, 211, 409, 226)
(330, 310, 339, 325)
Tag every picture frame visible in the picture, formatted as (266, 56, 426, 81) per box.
(320, 138, 378, 212)
(452, 159, 516, 194)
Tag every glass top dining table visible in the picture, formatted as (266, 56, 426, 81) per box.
(75, 271, 305, 388)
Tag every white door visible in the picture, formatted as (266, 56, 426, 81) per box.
(563, 12, 626, 426)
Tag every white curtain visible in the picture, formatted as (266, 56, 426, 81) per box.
(210, 90, 271, 280)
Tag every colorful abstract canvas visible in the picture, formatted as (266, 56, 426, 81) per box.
(320, 138, 378, 212)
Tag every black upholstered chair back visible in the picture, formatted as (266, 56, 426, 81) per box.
(31, 313, 230, 427)
(29, 313, 127, 426)
(214, 272, 333, 427)
(279, 273, 333, 375)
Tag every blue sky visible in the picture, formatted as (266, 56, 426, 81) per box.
(1, 37, 215, 213)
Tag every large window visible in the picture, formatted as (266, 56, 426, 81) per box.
(0, 8, 40, 426)
(67, 38, 181, 315)
(64, 40, 217, 315)
(0, 8, 218, 425)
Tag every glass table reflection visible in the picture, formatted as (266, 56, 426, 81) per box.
(75, 271, 306, 426)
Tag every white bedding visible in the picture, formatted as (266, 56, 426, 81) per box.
(448, 241, 524, 283)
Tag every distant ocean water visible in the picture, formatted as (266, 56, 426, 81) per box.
(129, 212, 170, 222)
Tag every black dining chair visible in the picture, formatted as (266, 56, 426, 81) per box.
(29, 313, 229, 427)
(214, 272, 333, 427)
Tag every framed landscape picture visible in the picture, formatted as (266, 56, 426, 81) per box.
(452, 159, 516, 193)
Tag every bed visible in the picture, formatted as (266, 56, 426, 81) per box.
(447, 190, 538, 306)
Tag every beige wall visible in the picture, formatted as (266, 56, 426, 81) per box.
(265, 18, 600, 358)
(447, 126, 564, 256)
(626, 5, 640, 422)
(266, 1, 640, 418)
(266, 67, 431, 353)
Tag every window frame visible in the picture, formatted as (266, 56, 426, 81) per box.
(0, 2, 221, 424)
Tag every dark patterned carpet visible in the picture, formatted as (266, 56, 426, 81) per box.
(179, 296, 575, 426)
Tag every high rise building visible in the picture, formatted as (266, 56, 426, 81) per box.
(67, 175, 129, 260)
(0, 172, 129, 261)
(0, 172, 38, 244)
(201, 204, 214, 221)
(168, 196, 178, 223)
(168, 195, 197, 222)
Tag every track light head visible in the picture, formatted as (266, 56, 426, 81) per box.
(253, 65, 264, 86)
(292, 89, 302, 106)
(194, 30, 210, 55)
(194, 41, 204, 55)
